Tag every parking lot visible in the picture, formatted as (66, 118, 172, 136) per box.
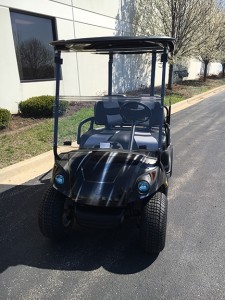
(1, 91, 225, 299)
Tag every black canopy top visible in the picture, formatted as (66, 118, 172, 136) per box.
(50, 36, 175, 54)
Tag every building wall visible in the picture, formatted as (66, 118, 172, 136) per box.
(0, 0, 123, 112)
(174, 58, 222, 83)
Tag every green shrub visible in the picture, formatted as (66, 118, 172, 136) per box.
(0, 108, 11, 129)
(18, 95, 68, 118)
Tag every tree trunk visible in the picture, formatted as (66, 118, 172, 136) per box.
(222, 63, 225, 77)
(167, 63, 174, 90)
(203, 60, 209, 82)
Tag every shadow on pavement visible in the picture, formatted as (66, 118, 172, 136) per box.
(0, 178, 157, 275)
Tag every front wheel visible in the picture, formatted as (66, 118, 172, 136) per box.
(140, 192, 168, 254)
(38, 186, 75, 240)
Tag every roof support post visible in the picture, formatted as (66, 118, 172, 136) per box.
(158, 48, 168, 154)
(150, 51, 156, 96)
(53, 50, 63, 159)
(108, 52, 113, 96)
(160, 49, 168, 101)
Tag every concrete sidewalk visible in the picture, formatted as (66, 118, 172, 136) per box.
(0, 84, 225, 186)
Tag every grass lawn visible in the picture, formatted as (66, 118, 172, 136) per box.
(0, 108, 93, 169)
(0, 120, 53, 168)
(164, 93, 184, 106)
(0, 77, 225, 169)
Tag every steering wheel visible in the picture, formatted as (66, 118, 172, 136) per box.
(120, 101, 151, 124)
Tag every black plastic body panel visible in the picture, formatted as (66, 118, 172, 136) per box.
(52, 149, 167, 208)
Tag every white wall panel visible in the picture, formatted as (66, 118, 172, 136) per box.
(0, 7, 22, 112)
(208, 62, 222, 75)
(50, 0, 72, 6)
(20, 81, 55, 101)
(60, 52, 80, 96)
(73, 7, 116, 31)
(0, 0, 73, 20)
(74, 21, 115, 38)
(76, 52, 108, 96)
(186, 59, 201, 80)
(56, 18, 75, 39)
(74, 0, 120, 18)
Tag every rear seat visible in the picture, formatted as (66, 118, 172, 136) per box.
(94, 100, 122, 127)
(79, 97, 162, 151)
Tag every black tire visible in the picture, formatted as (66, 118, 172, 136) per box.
(38, 186, 74, 240)
(140, 192, 168, 254)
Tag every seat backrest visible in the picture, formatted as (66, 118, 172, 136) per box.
(94, 100, 123, 126)
(148, 102, 163, 127)
(140, 96, 163, 127)
(94, 98, 163, 128)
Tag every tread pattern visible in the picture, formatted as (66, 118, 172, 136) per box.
(38, 186, 73, 240)
(140, 192, 168, 254)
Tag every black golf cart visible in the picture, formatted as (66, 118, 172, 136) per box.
(38, 36, 175, 254)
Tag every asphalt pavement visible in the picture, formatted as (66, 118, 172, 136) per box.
(1, 90, 225, 299)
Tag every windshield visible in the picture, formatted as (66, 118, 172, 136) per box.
(53, 46, 169, 158)
(56, 95, 163, 155)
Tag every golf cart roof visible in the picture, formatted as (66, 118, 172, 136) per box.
(50, 36, 175, 54)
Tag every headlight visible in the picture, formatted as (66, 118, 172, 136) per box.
(55, 174, 65, 185)
(137, 180, 150, 194)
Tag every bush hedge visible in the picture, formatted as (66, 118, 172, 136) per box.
(0, 108, 11, 129)
(18, 95, 68, 118)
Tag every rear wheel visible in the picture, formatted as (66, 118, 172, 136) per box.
(140, 192, 168, 254)
(38, 186, 75, 240)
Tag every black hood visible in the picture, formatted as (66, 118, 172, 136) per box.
(53, 150, 158, 207)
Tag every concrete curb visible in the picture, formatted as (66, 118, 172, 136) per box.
(1, 85, 225, 186)
(171, 85, 225, 114)
(0, 151, 53, 185)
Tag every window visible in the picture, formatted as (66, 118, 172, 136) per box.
(10, 11, 56, 81)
